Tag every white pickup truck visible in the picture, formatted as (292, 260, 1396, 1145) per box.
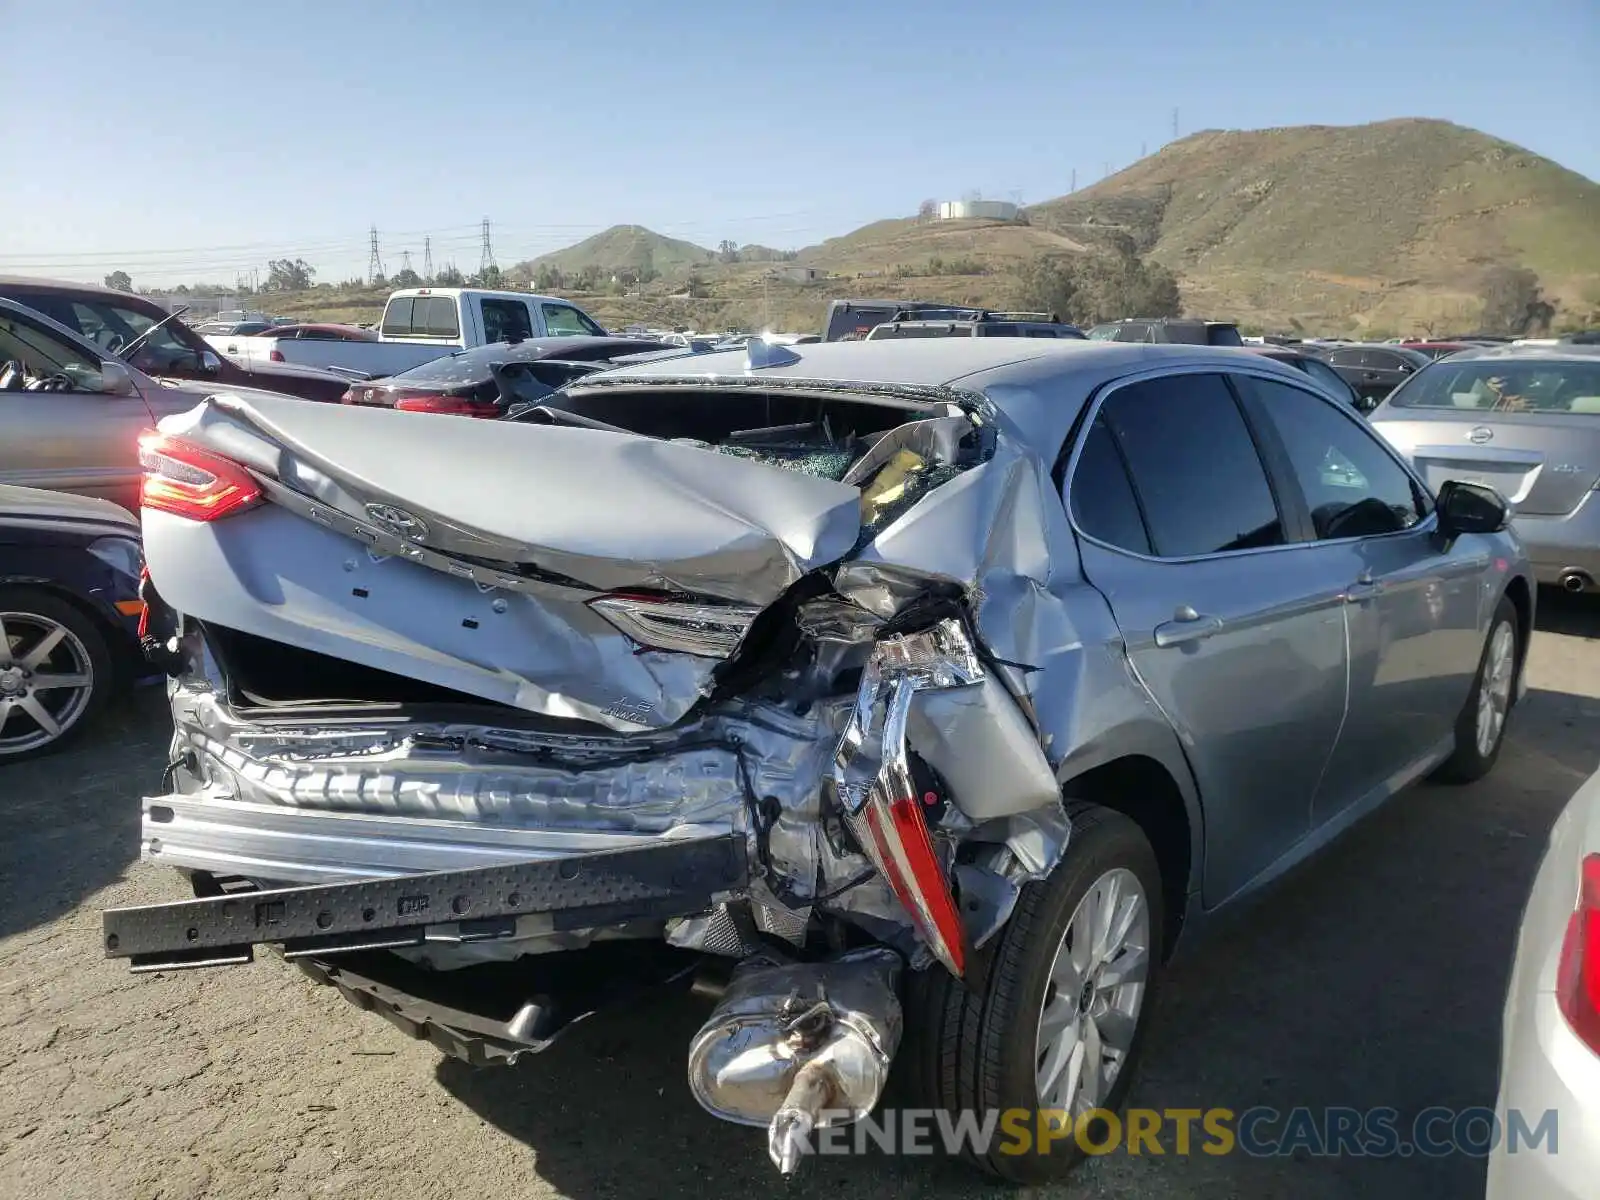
(208, 288, 609, 379)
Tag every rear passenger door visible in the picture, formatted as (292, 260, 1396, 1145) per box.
(1066, 370, 1348, 906)
(1232, 374, 1480, 822)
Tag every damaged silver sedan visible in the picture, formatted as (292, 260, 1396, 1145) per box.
(106, 338, 1533, 1183)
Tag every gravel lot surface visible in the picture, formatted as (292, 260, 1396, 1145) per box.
(2, 593, 1596, 1200)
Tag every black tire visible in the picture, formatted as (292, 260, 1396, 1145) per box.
(903, 801, 1165, 1184)
(0, 585, 116, 763)
(1432, 595, 1519, 785)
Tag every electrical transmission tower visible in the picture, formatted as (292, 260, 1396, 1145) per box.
(400, 250, 413, 276)
(367, 226, 385, 282)
(423, 237, 434, 280)
(479, 217, 496, 274)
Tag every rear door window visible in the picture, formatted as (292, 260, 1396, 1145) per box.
(1093, 373, 1285, 557)
(1068, 415, 1152, 555)
(480, 298, 532, 342)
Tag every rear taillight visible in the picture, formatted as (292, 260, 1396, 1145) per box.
(268, 349, 285, 362)
(393, 393, 500, 418)
(138, 433, 263, 522)
(587, 592, 760, 658)
(832, 619, 983, 977)
(1556, 853, 1600, 1054)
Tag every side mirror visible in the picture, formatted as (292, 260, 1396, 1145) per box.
(99, 360, 137, 396)
(200, 349, 222, 373)
(1436, 479, 1509, 536)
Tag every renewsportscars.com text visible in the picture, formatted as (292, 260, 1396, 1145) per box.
(791, 1106, 1559, 1160)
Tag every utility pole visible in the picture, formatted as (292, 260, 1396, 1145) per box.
(367, 225, 385, 283)
(1141, 141, 1147, 159)
(1172, 107, 1180, 139)
(1103, 161, 1110, 179)
(479, 217, 496, 275)
(1070, 168, 1076, 193)
(422, 237, 433, 281)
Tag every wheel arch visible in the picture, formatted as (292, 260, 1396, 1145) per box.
(1058, 727, 1203, 960)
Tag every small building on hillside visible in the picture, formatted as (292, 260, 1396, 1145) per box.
(776, 265, 824, 284)
(938, 199, 1019, 221)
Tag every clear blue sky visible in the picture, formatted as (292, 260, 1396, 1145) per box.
(1, 0, 1595, 286)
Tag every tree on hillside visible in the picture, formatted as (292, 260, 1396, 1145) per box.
(264, 259, 315, 292)
(103, 271, 133, 292)
(434, 264, 465, 287)
(717, 240, 741, 265)
(918, 199, 938, 221)
(534, 263, 566, 292)
(686, 272, 709, 299)
(470, 264, 504, 289)
(391, 267, 421, 288)
(1479, 266, 1555, 335)
(1012, 246, 1181, 325)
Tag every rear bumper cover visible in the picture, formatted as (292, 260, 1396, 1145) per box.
(1515, 492, 1600, 583)
(102, 834, 747, 972)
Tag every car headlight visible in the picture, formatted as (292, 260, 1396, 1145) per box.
(88, 536, 143, 580)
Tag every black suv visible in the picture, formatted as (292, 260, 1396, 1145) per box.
(1086, 317, 1243, 346)
(0, 277, 350, 404)
(864, 309, 1086, 341)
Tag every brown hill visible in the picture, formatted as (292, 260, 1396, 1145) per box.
(1026, 118, 1600, 333)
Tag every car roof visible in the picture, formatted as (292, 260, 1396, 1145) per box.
(389, 336, 657, 378)
(1426, 344, 1600, 363)
(583, 339, 1313, 449)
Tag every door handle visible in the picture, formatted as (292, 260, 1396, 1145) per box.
(1153, 606, 1224, 648)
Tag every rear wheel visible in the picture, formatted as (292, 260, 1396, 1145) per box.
(1432, 596, 1518, 784)
(0, 587, 115, 762)
(905, 802, 1165, 1183)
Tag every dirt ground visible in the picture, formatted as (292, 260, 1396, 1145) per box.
(2, 594, 1597, 1200)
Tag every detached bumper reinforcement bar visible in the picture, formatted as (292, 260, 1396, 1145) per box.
(102, 835, 746, 972)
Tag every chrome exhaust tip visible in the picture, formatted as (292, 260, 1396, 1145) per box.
(1558, 571, 1593, 594)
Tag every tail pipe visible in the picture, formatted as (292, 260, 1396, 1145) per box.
(687, 949, 903, 1175)
(1559, 570, 1593, 594)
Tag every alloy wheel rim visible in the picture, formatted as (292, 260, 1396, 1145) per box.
(0, 612, 95, 755)
(1035, 866, 1151, 1117)
(1475, 621, 1515, 758)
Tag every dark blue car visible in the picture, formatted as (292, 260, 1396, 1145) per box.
(0, 484, 146, 761)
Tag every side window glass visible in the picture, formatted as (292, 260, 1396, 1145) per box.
(1098, 374, 1284, 557)
(481, 299, 531, 342)
(542, 304, 602, 336)
(1068, 416, 1152, 555)
(1236, 376, 1427, 539)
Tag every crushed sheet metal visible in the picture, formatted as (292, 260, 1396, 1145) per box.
(158, 393, 864, 606)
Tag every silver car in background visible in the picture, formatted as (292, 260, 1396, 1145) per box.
(1370, 346, 1600, 593)
(105, 339, 1534, 1184)
(1487, 766, 1600, 1199)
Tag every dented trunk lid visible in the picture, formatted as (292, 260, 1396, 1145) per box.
(145, 393, 865, 730)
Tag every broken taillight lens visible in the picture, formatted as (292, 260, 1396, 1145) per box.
(588, 592, 760, 658)
(833, 619, 984, 977)
(138, 433, 263, 522)
(1556, 854, 1600, 1055)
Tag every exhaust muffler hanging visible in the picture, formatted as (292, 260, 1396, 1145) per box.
(686, 948, 903, 1174)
